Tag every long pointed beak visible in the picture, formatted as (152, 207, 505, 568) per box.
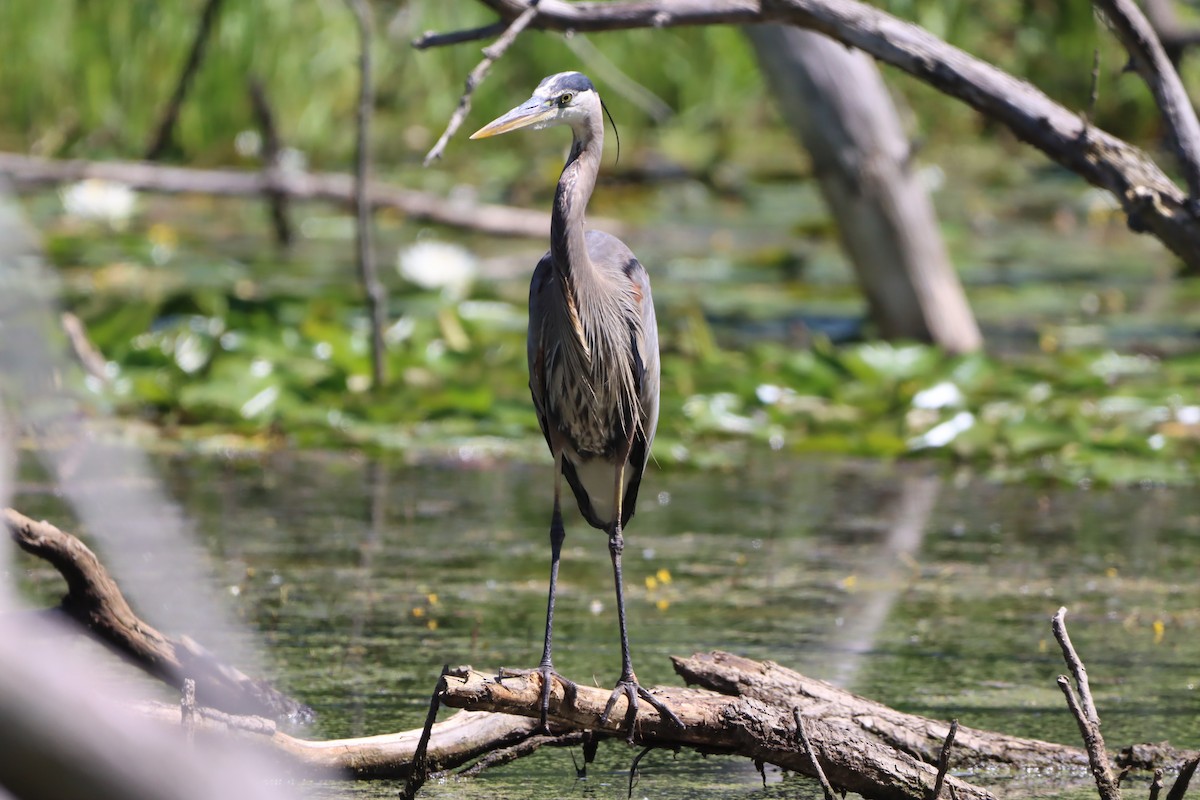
(470, 98, 553, 139)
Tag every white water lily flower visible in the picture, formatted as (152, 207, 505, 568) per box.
(398, 240, 478, 300)
(1177, 406, 1200, 425)
(60, 179, 137, 228)
(912, 381, 964, 410)
(908, 411, 975, 450)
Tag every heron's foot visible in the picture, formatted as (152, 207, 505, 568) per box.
(496, 664, 578, 733)
(599, 675, 685, 741)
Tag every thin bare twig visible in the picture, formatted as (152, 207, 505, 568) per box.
(931, 719, 959, 800)
(451, 730, 587, 778)
(345, 0, 388, 390)
(400, 666, 450, 800)
(60, 312, 109, 383)
(628, 745, 655, 798)
(412, 20, 508, 50)
(1052, 608, 1120, 800)
(1093, 0, 1200, 204)
(1081, 47, 1101, 141)
(422, 0, 541, 166)
(794, 708, 837, 800)
(145, 0, 226, 160)
(1052, 607, 1100, 726)
(247, 77, 294, 248)
(1056, 676, 1119, 800)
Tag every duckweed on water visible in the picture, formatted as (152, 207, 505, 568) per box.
(65, 272, 1200, 485)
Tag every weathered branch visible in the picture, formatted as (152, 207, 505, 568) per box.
(674, 651, 1087, 771)
(1166, 755, 1200, 800)
(0, 152, 601, 238)
(12, 504, 1198, 796)
(413, 20, 509, 50)
(1053, 607, 1120, 800)
(1142, 0, 1200, 67)
(440, 663, 998, 800)
(431, 0, 1200, 268)
(2, 507, 313, 723)
(1093, 0, 1200, 203)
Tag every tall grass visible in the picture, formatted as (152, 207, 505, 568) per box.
(0, 0, 1182, 178)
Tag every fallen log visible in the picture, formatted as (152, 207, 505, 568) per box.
(438, 665, 998, 800)
(672, 650, 1088, 771)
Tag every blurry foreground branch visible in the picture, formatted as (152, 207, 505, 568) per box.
(0, 152, 580, 239)
(2, 507, 312, 723)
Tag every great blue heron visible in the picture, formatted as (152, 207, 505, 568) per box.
(472, 72, 682, 736)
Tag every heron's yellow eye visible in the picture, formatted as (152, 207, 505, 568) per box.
(558, 93, 573, 107)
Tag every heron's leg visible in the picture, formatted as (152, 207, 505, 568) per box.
(599, 463, 684, 738)
(534, 454, 577, 731)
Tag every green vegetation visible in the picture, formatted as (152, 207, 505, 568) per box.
(45, 186, 1200, 485)
(5, 1, 1200, 485)
(1, 0, 1195, 170)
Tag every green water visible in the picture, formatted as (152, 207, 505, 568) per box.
(14, 450, 1200, 798)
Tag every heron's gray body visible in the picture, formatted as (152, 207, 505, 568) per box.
(471, 70, 680, 734)
(528, 229, 659, 529)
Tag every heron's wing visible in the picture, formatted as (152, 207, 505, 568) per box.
(527, 253, 556, 452)
(619, 254, 660, 527)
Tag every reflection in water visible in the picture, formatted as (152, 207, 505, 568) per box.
(824, 472, 940, 688)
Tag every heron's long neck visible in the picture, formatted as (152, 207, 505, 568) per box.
(550, 119, 603, 280)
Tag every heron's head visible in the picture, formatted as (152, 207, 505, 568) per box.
(471, 72, 600, 139)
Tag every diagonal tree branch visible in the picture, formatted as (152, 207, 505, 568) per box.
(1093, 0, 1200, 204)
(423, 0, 542, 166)
(424, 0, 1200, 269)
(145, 0, 226, 160)
(3, 508, 313, 723)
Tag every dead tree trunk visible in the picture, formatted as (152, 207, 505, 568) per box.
(745, 26, 983, 354)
